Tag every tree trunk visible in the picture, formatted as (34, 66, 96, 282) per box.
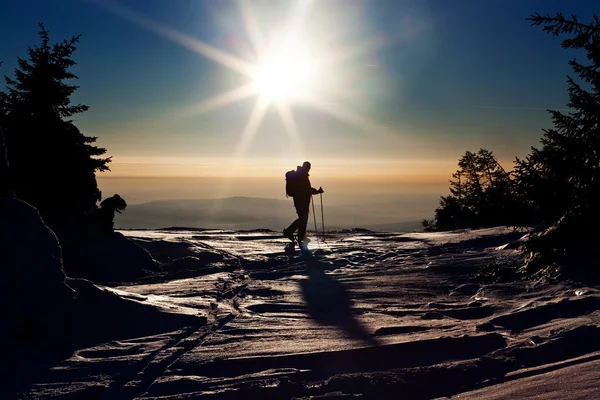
(0, 129, 14, 197)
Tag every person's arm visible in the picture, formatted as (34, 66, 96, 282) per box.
(311, 186, 324, 194)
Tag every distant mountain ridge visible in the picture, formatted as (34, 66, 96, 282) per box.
(115, 196, 427, 232)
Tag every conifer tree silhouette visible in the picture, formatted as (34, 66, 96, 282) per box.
(514, 14, 600, 224)
(2, 24, 111, 228)
(424, 149, 513, 230)
(513, 13, 600, 273)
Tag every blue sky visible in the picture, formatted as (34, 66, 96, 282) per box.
(0, 0, 595, 180)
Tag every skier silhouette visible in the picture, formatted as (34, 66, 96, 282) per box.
(283, 161, 323, 244)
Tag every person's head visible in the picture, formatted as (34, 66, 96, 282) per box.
(302, 161, 311, 173)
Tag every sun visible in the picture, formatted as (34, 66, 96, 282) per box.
(95, 0, 392, 161)
(251, 46, 317, 101)
(252, 59, 297, 100)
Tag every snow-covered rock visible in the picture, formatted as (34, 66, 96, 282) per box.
(68, 230, 159, 283)
(0, 197, 76, 345)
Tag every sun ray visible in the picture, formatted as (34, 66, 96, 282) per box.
(212, 96, 270, 202)
(237, 0, 266, 60)
(181, 83, 257, 116)
(139, 83, 258, 128)
(320, 36, 387, 68)
(274, 100, 304, 155)
(302, 98, 402, 144)
(89, 0, 256, 77)
(233, 96, 271, 158)
(283, 0, 315, 44)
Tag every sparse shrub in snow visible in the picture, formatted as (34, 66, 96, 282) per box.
(521, 206, 600, 279)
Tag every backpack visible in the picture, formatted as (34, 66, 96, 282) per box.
(285, 169, 301, 197)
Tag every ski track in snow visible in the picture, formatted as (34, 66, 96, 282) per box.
(15, 227, 600, 399)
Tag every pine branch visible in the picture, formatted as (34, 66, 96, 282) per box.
(527, 13, 600, 37)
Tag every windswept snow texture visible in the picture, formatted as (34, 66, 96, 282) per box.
(15, 227, 600, 399)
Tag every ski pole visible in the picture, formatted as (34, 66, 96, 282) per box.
(311, 195, 318, 241)
(320, 192, 325, 241)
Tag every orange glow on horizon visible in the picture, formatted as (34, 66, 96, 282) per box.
(98, 155, 457, 185)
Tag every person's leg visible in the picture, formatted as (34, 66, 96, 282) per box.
(297, 206, 310, 242)
(289, 197, 305, 234)
(284, 218, 299, 241)
(286, 218, 298, 231)
(284, 199, 303, 241)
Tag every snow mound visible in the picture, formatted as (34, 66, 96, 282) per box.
(0, 197, 76, 345)
(67, 229, 159, 282)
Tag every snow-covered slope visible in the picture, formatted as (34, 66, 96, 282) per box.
(12, 227, 600, 399)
